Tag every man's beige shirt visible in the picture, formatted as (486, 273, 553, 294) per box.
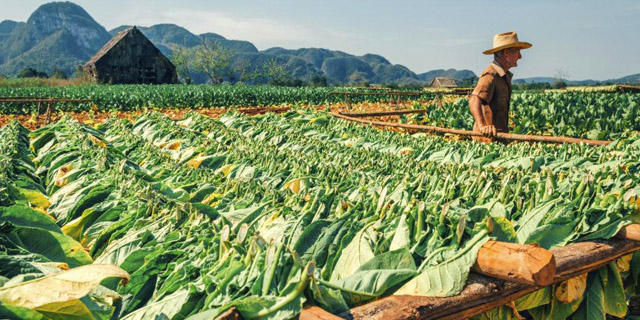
(471, 61, 513, 134)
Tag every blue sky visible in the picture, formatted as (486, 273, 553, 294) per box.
(3, 0, 639, 80)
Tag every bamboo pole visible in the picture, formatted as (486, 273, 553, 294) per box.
(331, 112, 612, 146)
(474, 241, 555, 286)
(342, 238, 640, 320)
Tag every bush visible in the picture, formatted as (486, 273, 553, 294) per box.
(553, 80, 568, 89)
(310, 76, 328, 87)
(17, 68, 48, 79)
(50, 68, 68, 79)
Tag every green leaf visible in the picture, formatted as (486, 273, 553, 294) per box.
(514, 287, 550, 311)
(573, 272, 606, 320)
(490, 217, 517, 242)
(394, 230, 489, 297)
(7, 226, 93, 268)
(524, 216, 576, 249)
(389, 214, 411, 251)
(516, 200, 560, 244)
(330, 225, 375, 281)
(121, 286, 201, 320)
(601, 263, 627, 317)
(325, 249, 417, 305)
(0, 303, 46, 320)
(0, 205, 59, 234)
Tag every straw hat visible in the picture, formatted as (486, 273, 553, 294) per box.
(483, 32, 532, 55)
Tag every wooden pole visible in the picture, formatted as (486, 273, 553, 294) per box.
(339, 109, 427, 117)
(342, 238, 640, 320)
(474, 241, 555, 286)
(300, 306, 345, 320)
(330, 112, 612, 146)
(45, 98, 53, 126)
(615, 224, 640, 241)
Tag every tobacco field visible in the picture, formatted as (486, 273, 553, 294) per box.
(1, 90, 640, 320)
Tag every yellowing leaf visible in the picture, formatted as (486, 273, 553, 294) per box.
(187, 155, 205, 168)
(36, 299, 97, 319)
(0, 264, 129, 309)
(555, 273, 587, 304)
(18, 188, 50, 208)
(283, 178, 307, 194)
(398, 147, 414, 155)
(617, 254, 633, 272)
(201, 193, 223, 206)
(89, 135, 106, 148)
(216, 164, 236, 177)
(165, 140, 181, 151)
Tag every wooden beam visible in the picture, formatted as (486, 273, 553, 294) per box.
(330, 112, 612, 146)
(474, 241, 555, 286)
(300, 306, 345, 320)
(341, 238, 640, 320)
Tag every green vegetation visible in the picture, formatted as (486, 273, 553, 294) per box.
(0, 85, 434, 114)
(416, 92, 640, 140)
(1, 105, 639, 319)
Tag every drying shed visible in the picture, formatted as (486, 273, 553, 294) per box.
(83, 26, 177, 84)
(429, 77, 458, 88)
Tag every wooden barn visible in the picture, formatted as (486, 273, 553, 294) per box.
(83, 26, 177, 84)
(429, 77, 458, 88)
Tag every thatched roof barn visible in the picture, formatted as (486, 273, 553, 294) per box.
(83, 27, 177, 84)
(429, 77, 458, 88)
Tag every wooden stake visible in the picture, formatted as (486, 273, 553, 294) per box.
(474, 241, 555, 286)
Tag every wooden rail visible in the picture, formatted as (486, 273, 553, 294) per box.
(340, 239, 640, 319)
(331, 112, 612, 146)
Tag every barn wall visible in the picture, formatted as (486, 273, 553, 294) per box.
(90, 29, 177, 84)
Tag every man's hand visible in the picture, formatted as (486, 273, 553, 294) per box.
(480, 125, 497, 137)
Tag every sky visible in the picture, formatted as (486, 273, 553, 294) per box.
(2, 0, 639, 80)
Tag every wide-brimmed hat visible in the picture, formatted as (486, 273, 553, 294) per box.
(483, 32, 532, 55)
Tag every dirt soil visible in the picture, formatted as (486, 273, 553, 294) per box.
(0, 100, 433, 130)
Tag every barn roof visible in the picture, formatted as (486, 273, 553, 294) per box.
(84, 27, 136, 67)
(430, 77, 458, 88)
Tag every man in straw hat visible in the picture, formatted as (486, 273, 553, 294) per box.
(469, 32, 531, 142)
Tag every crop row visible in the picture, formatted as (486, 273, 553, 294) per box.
(1, 109, 640, 319)
(0, 85, 435, 114)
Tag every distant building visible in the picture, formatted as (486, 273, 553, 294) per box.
(429, 77, 458, 88)
(83, 26, 177, 84)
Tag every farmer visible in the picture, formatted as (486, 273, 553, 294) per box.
(469, 32, 531, 142)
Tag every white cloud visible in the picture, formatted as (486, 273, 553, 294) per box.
(148, 9, 312, 48)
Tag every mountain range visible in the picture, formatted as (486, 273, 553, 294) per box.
(0, 2, 637, 86)
(0, 1, 477, 85)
